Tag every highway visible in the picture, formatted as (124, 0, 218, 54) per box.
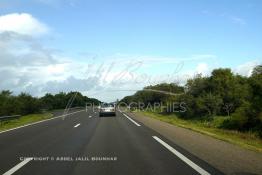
(0, 109, 223, 175)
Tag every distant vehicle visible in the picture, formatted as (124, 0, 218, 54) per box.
(99, 103, 116, 117)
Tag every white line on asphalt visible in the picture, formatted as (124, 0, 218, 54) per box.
(123, 114, 141, 126)
(89, 116, 92, 118)
(152, 136, 210, 175)
(0, 110, 85, 134)
(3, 157, 33, 175)
(74, 123, 81, 128)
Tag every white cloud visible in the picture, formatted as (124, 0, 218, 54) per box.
(0, 13, 49, 36)
(196, 63, 209, 75)
(234, 60, 260, 76)
(201, 10, 247, 26)
(230, 16, 246, 25)
(0, 18, 259, 102)
(0, 40, 220, 102)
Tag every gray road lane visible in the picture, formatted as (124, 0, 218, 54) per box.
(0, 109, 222, 175)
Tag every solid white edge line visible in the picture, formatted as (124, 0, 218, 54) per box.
(74, 123, 81, 128)
(152, 136, 210, 175)
(3, 157, 33, 175)
(123, 114, 141, 126)
(0, 110, 85, 134)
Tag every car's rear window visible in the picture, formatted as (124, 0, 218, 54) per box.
(101, 104, 114, 107)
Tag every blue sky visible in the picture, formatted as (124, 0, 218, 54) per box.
(0, 0, 261, 101)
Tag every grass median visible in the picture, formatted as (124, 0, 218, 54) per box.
(0, 113, 53, 132)
(136, 111, 262, 152)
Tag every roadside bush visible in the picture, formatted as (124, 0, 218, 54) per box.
(0, 91, 101, 116)
(119, 66, 262, 135)
(220, 102, 250, 130)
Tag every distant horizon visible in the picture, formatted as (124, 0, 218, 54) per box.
(0, 65, 259, 103)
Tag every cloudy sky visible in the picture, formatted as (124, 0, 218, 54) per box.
(0, 0, 261, 102)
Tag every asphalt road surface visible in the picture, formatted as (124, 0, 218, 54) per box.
(0, 109, 223, 175)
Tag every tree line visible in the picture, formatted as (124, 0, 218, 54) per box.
(120, 65, 262, 137)
(0, 91, 101, 116)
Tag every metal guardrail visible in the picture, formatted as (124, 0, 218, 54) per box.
(0, 115, 21, 121)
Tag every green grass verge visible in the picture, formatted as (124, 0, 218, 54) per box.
(0, 113, 53, 132)
(136, 111, 262, 152)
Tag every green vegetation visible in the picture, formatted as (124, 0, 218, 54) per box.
(0, 91, 101, 131)
(0, 113, 53, 132)
(0, 91, 101, 116)
(137, 111, 262, 152)
(120, 65, 262, 140)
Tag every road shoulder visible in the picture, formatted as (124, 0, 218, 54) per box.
(127, 111, 262, 175)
